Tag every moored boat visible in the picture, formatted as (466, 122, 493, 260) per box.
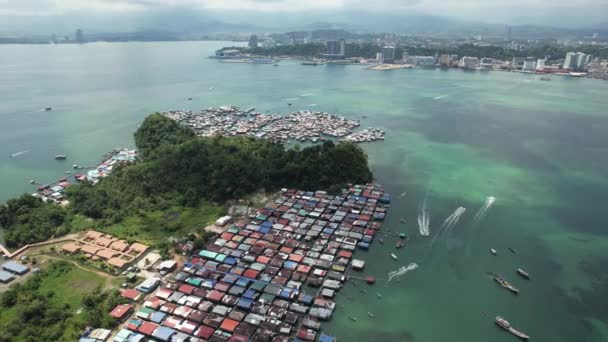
(390, 253, 398, 261)
(495, 316, 530, 340)
(508, 248, 517, 254)
(55, 154, 67, 160)
(516, 268, 530, 279)
(395, 240, 404, 249)
(494, 275, 520, 294)
(490, 248, 497, 255)
(378, 237, 384, 245)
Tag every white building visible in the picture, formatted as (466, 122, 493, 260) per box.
(563, 52, 578, 69)
(376, 52, 383, 62)
(576, 52, 589, 68)
(262, 39, 276, 48)
(521, 57, 536, 72)
(459, 56, 479, 69)
(536, 59, 546, 71)
(216, 215, 233, 227)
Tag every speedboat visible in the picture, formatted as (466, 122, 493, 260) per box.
(490, 248, 497, 255)
(516, 268, 530, 279)
(391, 253, 398, 261)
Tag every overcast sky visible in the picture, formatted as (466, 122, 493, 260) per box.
(1, 0, 607, 28)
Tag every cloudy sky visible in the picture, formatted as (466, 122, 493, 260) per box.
(0, 0, 606, 32)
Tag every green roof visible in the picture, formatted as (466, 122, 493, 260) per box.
(187, 278, 203, 287)
(214, 254, 227, 262)
(199, 250, 219, 259)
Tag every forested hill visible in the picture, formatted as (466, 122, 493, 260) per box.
(1, 113, 373, 247)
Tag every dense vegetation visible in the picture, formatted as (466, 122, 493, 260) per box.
(68, 113, 372, 221)
(0, 194, 69, 247)
(1, 113, 373, 247)
(0, 262, 125, 342)
(250, 42, 608, 61)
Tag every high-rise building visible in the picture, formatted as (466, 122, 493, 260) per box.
(521, 57, 536, 72)
(459, 56, 479, 69)
(536, 59, 546, 71)
(75, 29, 85, 43)
(381, 45, 395, 64)
(248, 35, 258, 50)
(324, 39, 345, 59)
(575, 52, 589, 68)
(262, 39, 276, 49)
(563, 52, 578, 69)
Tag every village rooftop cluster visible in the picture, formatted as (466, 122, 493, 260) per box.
(108, 184, 390, 342)
(162, 106, 385, 143)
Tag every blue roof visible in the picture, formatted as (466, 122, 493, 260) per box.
(259, 227, 271, 234)
(152, 326, 175, 341)
(0, 270, 15, 282)
(261, 221, 273, 228)
(224, 257, 237, 265)
(319, 333, 336, 342)
(2, 261, 29, 274)
(243, 289, 257, 300)
(150, 311, 166, 323)
(236, 298, 253, 310)
(358, 242, 370, 250)
(236, 277, 250, 287)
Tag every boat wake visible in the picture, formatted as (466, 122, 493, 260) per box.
(433, 95, 448, 100)
(10, 150, 31, 158)
(300, 93, 313, 97)
(307, 104, 318, 107)
(473, 196, 496, 222)
(431, 207, 466, 247)
(417, 199, 430, 236)
(283, 97, 300, 101)
(387, 263, 419, 283)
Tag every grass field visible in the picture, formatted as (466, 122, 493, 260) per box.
(98, 202, 223, 245)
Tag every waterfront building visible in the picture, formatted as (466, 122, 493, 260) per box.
(214, 49, 244, 59)
(405, 55, 436, 66)
(479, 58, 494, 70)
(459, 56, 479, 69)
(381, 45, 395, 64)
(536, 58, 546, 71)
(376, 52, 383, 62)
(563, 52, 578, 69)
(439, 54, 451, 67)
(522, 57, 536, 72)
(512, 57, 524, 67)
(248, 35, 258, 49)
(576, 52, 590, 68)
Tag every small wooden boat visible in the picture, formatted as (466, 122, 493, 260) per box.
(391, 253, 398, 261)
(395, 240, 404, 249)
(516, 268, 530, 279)
(349, 316, 357, 322)
(378, 237, 384, 245)
(367, 312, 375, 318)
(490, 248, 497, 255)
(55, 154, 67, 160)
(508, 248, 517, 254)
(400, 218, 407, 224)
(376, 293, 382, 298)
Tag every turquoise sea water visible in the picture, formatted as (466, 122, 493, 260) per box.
(1, 41, 608, 341)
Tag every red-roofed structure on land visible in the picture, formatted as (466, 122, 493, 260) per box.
(109, 304, 133, 320)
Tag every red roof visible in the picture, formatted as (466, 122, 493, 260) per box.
(138, 321, 159, 336)
(228, 334, 249, 342)
(338, 251, 352, 259)
(243, 269, 259, 279)
(178, 284, 196, 294)
(194, 325, 215, 339)
(206, 290, 224, 302)
(121, 288, 141, 301)
(109, 304, 133, 319)
(220, 318, 239, 332)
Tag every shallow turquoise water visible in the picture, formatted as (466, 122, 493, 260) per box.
(1, 41, 608, 341)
